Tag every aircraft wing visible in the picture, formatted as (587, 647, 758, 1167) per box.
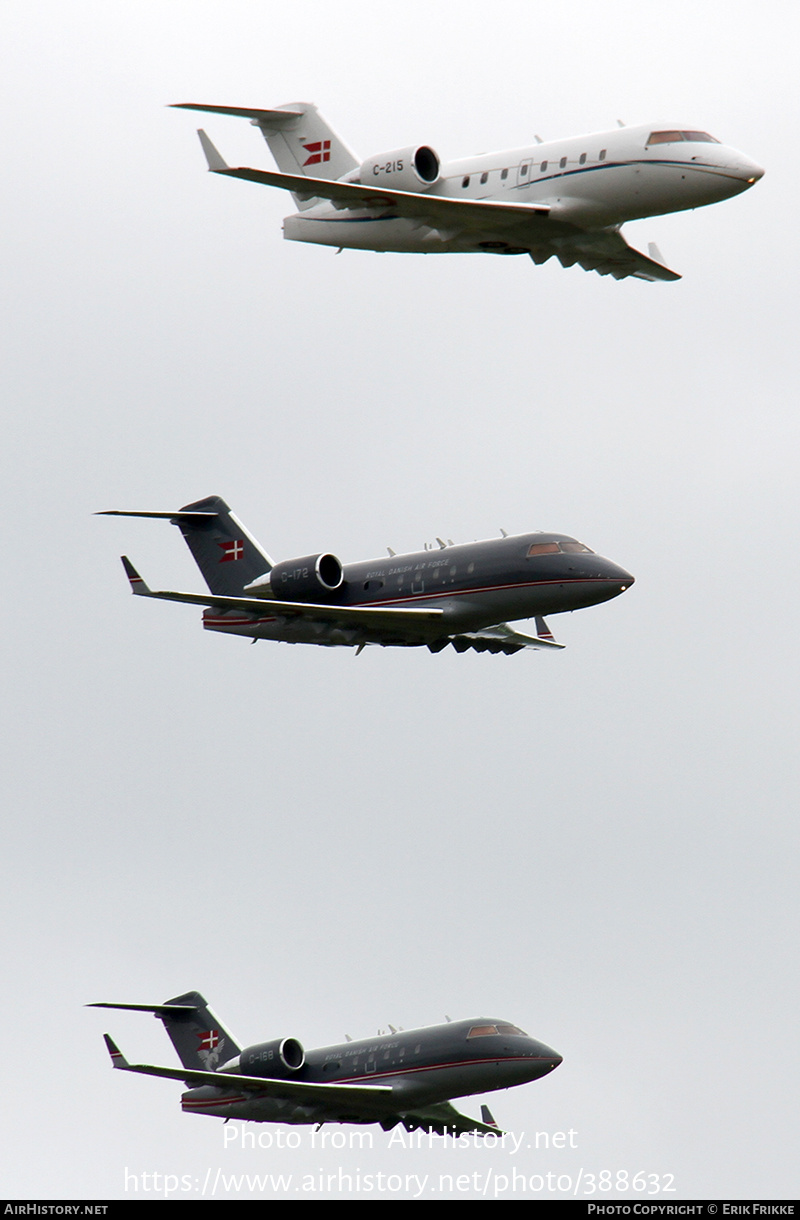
(195, 131, 678, 280)
(102, 1035, 393, 1104)
(195, 130, 551, 234)
(398, 1100, 503, 1137)
(536, 229, 681, 282)
(119, 557, 443, 631)
(449, 619, 565, 654)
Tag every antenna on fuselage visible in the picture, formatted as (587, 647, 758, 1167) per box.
(387, 546, 396, 557)
(616, 118, 626, 127)
(534, 134, 543, 144)
(500, 528, 508, 537)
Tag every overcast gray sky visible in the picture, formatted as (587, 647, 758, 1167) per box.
(2, 0, 797, 1201)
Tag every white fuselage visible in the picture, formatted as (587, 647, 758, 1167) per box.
(283, 122, 763, 253)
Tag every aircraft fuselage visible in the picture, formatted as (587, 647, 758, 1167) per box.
(181, 1018, 561, 1126)
(284, 122, 763, 255)
(203, 531, 633, 647)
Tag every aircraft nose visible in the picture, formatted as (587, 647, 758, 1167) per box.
(534, 1040, 563, 1070)
(605, 562, 634, 594)
(741, 158, 765, 184)
(733, 154, 764, 185)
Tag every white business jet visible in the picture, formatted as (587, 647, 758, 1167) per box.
(174, 102, 762, 282)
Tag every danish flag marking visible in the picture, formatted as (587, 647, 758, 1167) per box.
(302, 140, 331, 167)
(198, 1029, 220, 1051)
(219, 539, 244, 563)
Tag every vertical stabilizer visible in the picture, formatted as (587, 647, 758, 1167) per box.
(89, 992, 242, 1073)
(172, 496, 273, 596)
(249, 103, 359, 187)
(157, 991, 242, 1072)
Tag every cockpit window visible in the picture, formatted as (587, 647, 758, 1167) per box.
(527, 541, 594, 557)
(467, 1024, 499, 1038)
(467, 1023, 528, 1039)
(647, 130, 720, 146)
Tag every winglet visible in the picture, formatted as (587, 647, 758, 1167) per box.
(103, 1033, 130, 1070)
(197, 128, 229, 172)
(534, 615, 557, 643)
(121, 556, 151, 596)
(480, 1104, 498, 1128)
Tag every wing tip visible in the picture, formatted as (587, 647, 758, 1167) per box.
(196, 128, 229, 172)
(120, 555, 150, 595)
(103, 1033, 129, 1069)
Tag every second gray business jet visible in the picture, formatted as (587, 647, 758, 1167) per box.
(92, 990, 561, 1136)
(101, 495, 633, 655)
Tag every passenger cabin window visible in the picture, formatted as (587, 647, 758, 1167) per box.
(559, 156, 567, 168)
(462, 175, 470, 187)
(579, 152, 587, 164)
(520, 164, 528, 176)
(539, 160, 548, 172)
(501, 168, 508, 180)
(647, 130, 720, 146)
(480, 171, 488, 184)
(599, 149, 607, 160)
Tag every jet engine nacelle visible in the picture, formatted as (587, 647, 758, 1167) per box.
(359, 145, 441, 191)
(240, 1038, 306, 1078)
(269, 553, 344, 600)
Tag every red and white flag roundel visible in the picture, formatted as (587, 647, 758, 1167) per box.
(198, 1029, 220, 1051)
(218, 539, 244, 563)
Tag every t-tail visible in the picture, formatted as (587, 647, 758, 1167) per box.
(99, 496, 272, 596)
(172, 101, 359, 209)
(89, 991, 241, 1073)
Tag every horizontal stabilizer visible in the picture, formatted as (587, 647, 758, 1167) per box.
(98, 510, 217, 520)
(172, 103, 304, 124)
(90, 1000, 198, 1015)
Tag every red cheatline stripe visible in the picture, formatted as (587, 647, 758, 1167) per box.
(179, 1053, 555, 1107)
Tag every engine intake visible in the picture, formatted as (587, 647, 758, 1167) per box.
(240, 1038, 305, 1078)
(359, 145, 441, 192)
(269, 553, 344, 600)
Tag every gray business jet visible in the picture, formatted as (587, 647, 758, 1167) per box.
(101, 496, 633, 654)
(91, 991, 561, 1135)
